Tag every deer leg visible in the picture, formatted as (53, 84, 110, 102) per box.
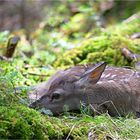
(90, 100, 122, 117)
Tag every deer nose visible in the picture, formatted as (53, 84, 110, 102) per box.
(29, 102, 37, 109)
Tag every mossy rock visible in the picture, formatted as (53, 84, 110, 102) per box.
(0, 105, 47, 139)
(54, 18, 140, 68)
(0, 105, 93, 139)
(0, 105, 71, 139)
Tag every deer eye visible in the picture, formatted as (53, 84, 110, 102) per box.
(52, 92, 61, 100)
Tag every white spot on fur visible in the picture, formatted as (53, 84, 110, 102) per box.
(108, 80, 114, 83)
(97, 81, 103, 84)
(101, 74, 105, 78)
(111, 75, 116, 78)
(105, 74, 111, 78)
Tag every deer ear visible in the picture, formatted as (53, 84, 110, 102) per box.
(78, 62, 107, 85)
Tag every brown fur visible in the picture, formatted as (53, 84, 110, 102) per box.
(29, 62, 140, 117)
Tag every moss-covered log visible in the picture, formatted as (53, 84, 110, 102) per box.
(54, 18, 140, 68)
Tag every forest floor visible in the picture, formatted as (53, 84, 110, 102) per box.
(0, 14, 140, 139)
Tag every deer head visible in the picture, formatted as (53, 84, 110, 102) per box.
(29, 62, 107, 115)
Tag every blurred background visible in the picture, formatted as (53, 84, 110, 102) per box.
(0, 0, 140, 32)
(0, 0, 140, 71)
(0, 0, 140, 73)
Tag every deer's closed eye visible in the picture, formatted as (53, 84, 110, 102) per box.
(52, 92, 61, 100)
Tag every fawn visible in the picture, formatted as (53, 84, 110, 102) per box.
(29, 48, 140, 117)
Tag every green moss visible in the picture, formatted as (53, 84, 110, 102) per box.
(0, 98, 140, 139)
(0, 105, 71, 139)
(0, 75, 68, 139)
(0, 106, 47, 139)
(54, 19, 140, 68)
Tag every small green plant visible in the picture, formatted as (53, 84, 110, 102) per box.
(80, 102, 93, 116)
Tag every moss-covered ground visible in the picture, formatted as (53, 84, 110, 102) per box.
(54, 18, 140, 68)
(0, 17, 140, 139)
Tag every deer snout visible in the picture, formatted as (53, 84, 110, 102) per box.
(29, 101, 38, 109)
(29, 97, 44, 109)
(29, 95, 48, 109)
